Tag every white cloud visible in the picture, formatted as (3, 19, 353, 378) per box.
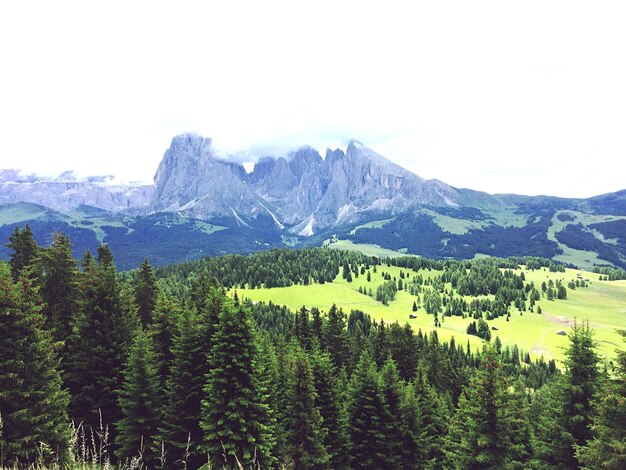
(0, 1, 625, 197)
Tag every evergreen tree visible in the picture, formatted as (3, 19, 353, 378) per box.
(398, 381, 422, 470)
(325, 304, 349, 370)
(285, 348, 329, 469)
(115, 329, 161, 467)
(0, 264, 70, 466)
(148, 294, 178, 397)
(378, 357, 403, 468)
(310, 347, 349, 469)
(560, 321, 599, 467)
(5, 224, 40, 281)
(531, 376, 573, 469)
(413, 360, 448, 468)
(65, 245, 138, 454)
(295, 305, 311, 350)
(156, 305, 207, 468)
(40, 233, 80, 345)
(445, 347, 529, 469)
(134, 258, 159, 328)
(310, 307, 324, 347)
(201, 301, 274, 468)
(577, 330, 626, 469)
(347, 350, 394, 469)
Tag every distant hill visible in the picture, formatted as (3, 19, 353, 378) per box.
(1, 133, 625, 270)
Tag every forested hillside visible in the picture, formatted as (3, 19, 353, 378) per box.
(1, 226, 625, 469)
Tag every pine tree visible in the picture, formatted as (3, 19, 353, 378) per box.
(378, 357, 403, 468)
(445, 347, 528, 469)
(530, 376, 572, 469)
(148, 294, 178, 395)
(0, 264, 70, 466)
(413, 360, 448, 468)
(310, 347, 349, 469)
(5, 224, 41, 281)
(40, 233, 80, 345)
(115, 329, 161, 467)
(347, 350, 394, 469)
(325, 304, 349, 370)
(201, 301, 274, 468)
(285, 348, 329, 469)
(398, 381, 422, 470)
(134, 258, 159, 328)
(560, 321, 599, 467)
(65, 245, 138, 454)
(310, 307, 324, 348)
(295, 305, 311, 349)
(156, 304, 209, 469)
(576, 330, 626, 469)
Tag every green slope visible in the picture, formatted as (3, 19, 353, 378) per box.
(239, 264, 626, 364)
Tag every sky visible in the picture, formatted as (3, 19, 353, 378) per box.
(1, 1, 625, 198)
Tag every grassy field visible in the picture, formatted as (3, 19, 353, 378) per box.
(238, 263, 626, 365)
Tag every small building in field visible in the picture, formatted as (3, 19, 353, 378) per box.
(409, 314, 417, 319)
(556, 330, 567, 336)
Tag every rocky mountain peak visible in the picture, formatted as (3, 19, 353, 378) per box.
(148, 133, 465, 234)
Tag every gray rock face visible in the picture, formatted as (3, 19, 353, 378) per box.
(151, 134, 265, 221)
(151, 134, 465, 235)
(0, 171, 153, 212)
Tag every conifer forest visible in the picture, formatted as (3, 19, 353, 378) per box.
(1, 225, 625, 469)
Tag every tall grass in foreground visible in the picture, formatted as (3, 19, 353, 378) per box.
(1, 416, 268, 470)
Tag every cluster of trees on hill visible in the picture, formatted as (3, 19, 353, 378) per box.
(1, 226, 625, 469)
(348, 212, 561, 260)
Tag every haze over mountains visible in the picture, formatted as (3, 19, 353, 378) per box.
(1, 133, 625, 269)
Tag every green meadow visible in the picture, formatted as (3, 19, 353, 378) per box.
(238, 263, 626, 365)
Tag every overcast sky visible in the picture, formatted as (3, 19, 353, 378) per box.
(1, 1, 625, 198)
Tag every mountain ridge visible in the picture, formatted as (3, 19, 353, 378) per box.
(1, 132, 625, 270)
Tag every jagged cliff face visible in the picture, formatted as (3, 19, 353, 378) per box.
(150, 134, 465, 234)
(0, 171, 153, 212)
(151, 134, 263, 220)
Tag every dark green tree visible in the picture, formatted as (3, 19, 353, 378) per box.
(325, 304, 349, 370)
(576, 330, 626, 469)
(530, 376, 572, 469)
(560, 321, 599, 467)
(40, 233, 80, 345)
(310, 347, 349, 469)
(378, 357, 403, 468)
(295, 305, 312, 350)
(115, 329, 161, 467)
(413, 360, 448, 468)
(65, 245, 138, 453)
(285, 348, 329, 469)
(134, 258, 159, 328)
(5, 224, 40, 281)
(0, 264, 70, 466)
(445, 347, 530, 469)
(148, 294, 178, 396)
(347, 350, 394, 469)
(200, 301, 274, 468)
(156, 297, 214, 469)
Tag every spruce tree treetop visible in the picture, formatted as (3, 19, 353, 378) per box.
(134, 258, 159, 328)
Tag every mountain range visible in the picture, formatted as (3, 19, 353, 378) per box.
(1, 133, 625, 270)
